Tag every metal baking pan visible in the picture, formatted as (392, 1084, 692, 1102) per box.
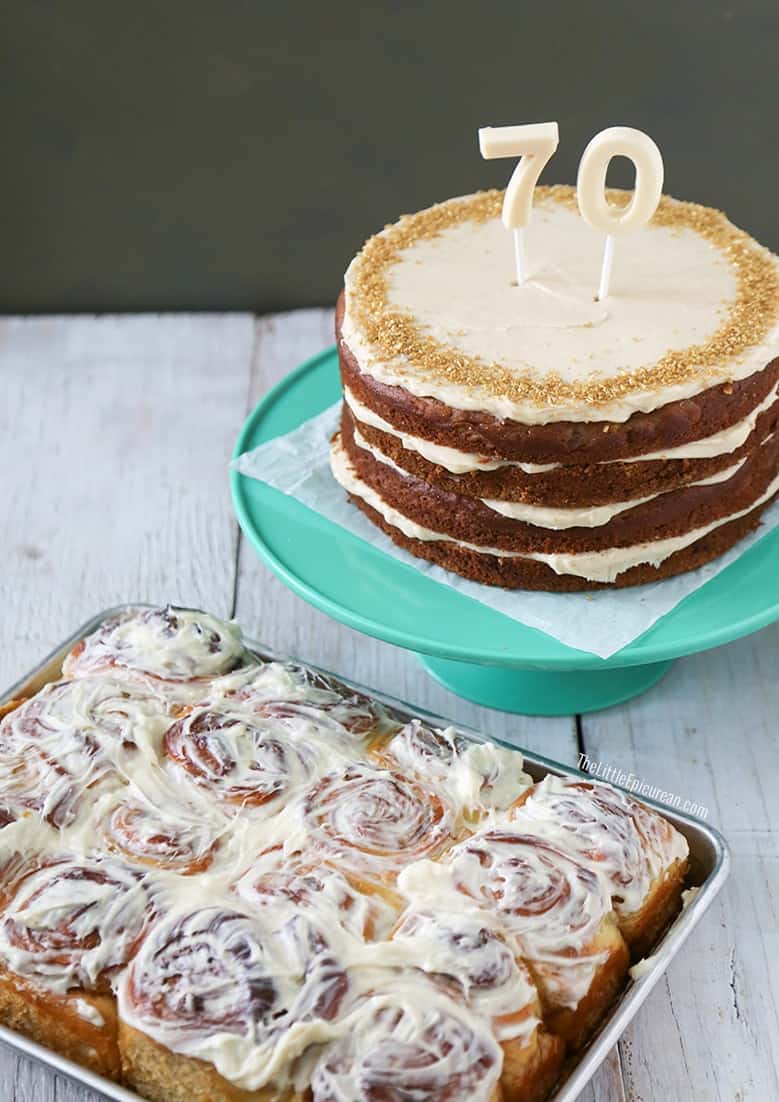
(0, 606, 731, 1102)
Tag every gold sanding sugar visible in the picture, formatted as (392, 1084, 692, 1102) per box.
(347, 186, 779, 410)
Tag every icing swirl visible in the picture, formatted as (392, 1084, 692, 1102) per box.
(303, 764, 455, 882)
(63, 607, 249, 683)
(510, 776, 689, 917)
(445, 829, 617, 1009)
(0, 856, 149, 994)
(310, 978, 502, 1102)
(390, 908, 540, 1043)
(375, 720, 533, 815)
(164, 708, 323, 810)
(119, 904, 348, 1090)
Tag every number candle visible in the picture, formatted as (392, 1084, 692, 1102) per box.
(576, 126, 664, 300)
(478, 122, 559, 285)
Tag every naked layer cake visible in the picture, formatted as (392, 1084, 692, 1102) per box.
(331, 186, 779, 590)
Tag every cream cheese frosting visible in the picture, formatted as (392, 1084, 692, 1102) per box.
(330, 438, 779, 583)
(350, 422, 751, 530)
(345, 381, 779, 473)
(342, 190, 779, 425)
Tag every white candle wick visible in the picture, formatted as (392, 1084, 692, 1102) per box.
(513, 227, 527, 285)
(597, 234, 615, 300)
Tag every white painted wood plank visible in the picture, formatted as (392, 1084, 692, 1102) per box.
(0, 313, 255, 1100)
(580, 626, 779, 1102)
(577, 1047, 627, 1102)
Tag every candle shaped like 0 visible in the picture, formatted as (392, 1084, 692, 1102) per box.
(576, 126, 664, 300)
(479, 122, 560, 285)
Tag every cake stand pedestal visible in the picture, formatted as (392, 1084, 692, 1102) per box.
(416, 656, 674, 715)
(231, 347, 779, 716)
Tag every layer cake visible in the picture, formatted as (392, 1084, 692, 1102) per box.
(331, 186, 779, 590)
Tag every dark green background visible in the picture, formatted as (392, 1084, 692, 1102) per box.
(4, 1, 777, 313)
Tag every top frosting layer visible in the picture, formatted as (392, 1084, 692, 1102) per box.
(342, 187, 779, 424)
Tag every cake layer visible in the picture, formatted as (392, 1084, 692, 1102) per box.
(331, 436, 778, 587)
(349, 414, 754, 528)
(341, 188, 779, 426)
(339, 294, 779, 467)
(339, 410, 779, 555)
(344, 396, 779, 508)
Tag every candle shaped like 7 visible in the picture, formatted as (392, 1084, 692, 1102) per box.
(576, 127, 664, 300)
(479, 122, 559, 285)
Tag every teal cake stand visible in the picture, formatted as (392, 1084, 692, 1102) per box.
(231, 347, 779, 716)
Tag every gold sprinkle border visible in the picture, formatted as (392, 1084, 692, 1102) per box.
(347, 185, 779, 410)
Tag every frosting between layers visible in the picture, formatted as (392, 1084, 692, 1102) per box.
(344, 388, 556, 473)
(331, 438, 779, 582)
(344, 381, 779, 473)
(351, 422, 750, 530)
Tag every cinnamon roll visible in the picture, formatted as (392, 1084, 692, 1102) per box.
(0, 687, 120, 830)
(389, 909, 565, 1101)
(0, 855, 150, 993)
(212, 660, 399, 740)
(301, 763, 457, 892)
(118, 904, 346, 1100)
(309, 978, 503, 1102)
(0, 675, 168, 763)
(236, 846, 399, 943)
(371, 720, 533, 819)
(0, 855, 151, 1081)
(63, 607, 250, 686)
(100, 790, 221, 876)
(445, 829, 630, 1048)
(510, 776, 689, 957)
(163, 708, 328, 812)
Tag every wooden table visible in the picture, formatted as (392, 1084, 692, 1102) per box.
(1, 310, 777, 1101)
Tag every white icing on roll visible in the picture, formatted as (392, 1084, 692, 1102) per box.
(389, 908, 540, 1043)
(99, 782, 226, 875)
(346, 381, 779, 473)
(0, 678, 145, 830)
(0, 856, 150, 994)
(443, 829, 616, 1010)
(301, 762, 456, 882)
(330, 438, 779, 583)
(235, 849, 398, 942)
(308, 975, 503, 1102)
(376, 720, 532, 813)
(163, 706, 342, 813)
(343, 194, 779, 424)
(63, 606, 248, 684)
(74, 998, 105, 1026)
(118, 904, 351, 1091)
(510, 776, 689, 918)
